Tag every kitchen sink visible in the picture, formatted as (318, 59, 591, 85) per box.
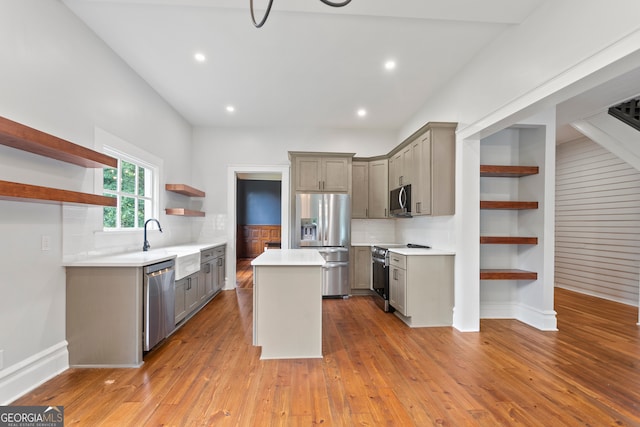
(162, 246, 202, 280)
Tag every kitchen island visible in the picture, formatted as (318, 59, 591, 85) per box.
(251, 249, 325, 359)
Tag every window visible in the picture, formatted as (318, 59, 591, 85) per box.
(102, 150, 158, 230)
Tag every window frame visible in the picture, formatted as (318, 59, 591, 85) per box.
(101, 146, 160, 232)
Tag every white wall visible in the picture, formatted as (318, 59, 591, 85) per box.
(191, 126, 396, 243)
(0, 1, 192, 403)
(556, 137, 640, 306)
(399, 0, 640, 331)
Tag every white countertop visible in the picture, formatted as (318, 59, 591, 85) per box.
(388, 248, 455, 256)
(63, 240, 226, 268)
(251, 249, 326, 266)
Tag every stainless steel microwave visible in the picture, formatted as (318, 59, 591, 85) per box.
(390, 184, 411, 217)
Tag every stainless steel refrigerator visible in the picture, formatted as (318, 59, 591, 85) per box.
(294, 193, 350, 297)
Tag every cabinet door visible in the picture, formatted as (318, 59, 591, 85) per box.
(294, 156, 322, 191)
(401, 145, 413, 185)
(389, 267, 407, 316)
(389, 152, 402, 189)
(185, 275, 199, 313)
(174, 278, 187, 324)
(322, 157, 350, 192)
(368, 159, 388, 218)
(215, 255, 225, 292)
(412, 132, 432, 216)
(203, 261, 215, 297)
(431, 127, 455, 216)
(352, 246, 371, 290)
(351, 161, 369, 218)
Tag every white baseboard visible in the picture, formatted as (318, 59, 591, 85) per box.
(515, 303, 558, 331)
(0, 341, 69, 405)
(480, 301, 557, 331)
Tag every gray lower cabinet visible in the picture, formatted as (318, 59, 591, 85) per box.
(388, 253, 454, 327)
(66, 266, 144, 367)
(174, 273, 199, 325)
(176, 244, 226, 326)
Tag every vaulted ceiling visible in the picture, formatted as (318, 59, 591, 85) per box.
(62, 0, 546, 130)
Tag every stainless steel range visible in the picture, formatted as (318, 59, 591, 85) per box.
(371, 243, 430, 312)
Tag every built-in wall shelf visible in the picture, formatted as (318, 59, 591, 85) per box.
(480, 165, 539, 177)
(0, 116, 117, 168)
(0, 180, 117, 207)
(480, 201, 538, 210)
(165, 184, 205, 197)
(480, 236, 538, 245)
(165, 208, 205, 217)
(480, 269, 538, 280)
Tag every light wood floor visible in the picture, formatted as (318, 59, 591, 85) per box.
(13, 261, 640, 426)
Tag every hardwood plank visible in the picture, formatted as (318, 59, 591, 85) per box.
(164, 208, 205, 217)
(165, 183, 205, 197)
(480, 269, 538, 280)
(0, 180, 117, 206)
(480, 200, 539, 210)
(480, 164, 539, 177)
(12, 272, 640, 426)
(0, 115, 117, 168)
(480, 236, 538, 245)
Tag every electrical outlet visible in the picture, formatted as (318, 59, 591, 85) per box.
(0, 350, 4, 370)
(41, 235, 51, 251)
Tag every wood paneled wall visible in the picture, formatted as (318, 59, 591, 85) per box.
(237, 225, 281, 259)
(555, 137, 640, 306)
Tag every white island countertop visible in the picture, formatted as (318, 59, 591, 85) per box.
(63, 240, 226, 267)
(251, 249, 326, 267)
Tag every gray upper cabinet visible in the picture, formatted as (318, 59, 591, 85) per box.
(405, 122, 456, 217)
(368, 158, 388, 218)
(290, 152, 354, 193)
(352, 158, 388, 219)
(351, 161, 369, 218)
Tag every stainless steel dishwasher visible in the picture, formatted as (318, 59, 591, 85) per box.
(144, 259, 176, 351)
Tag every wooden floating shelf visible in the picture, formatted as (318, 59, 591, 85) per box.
(480, 201, 538, 210)
(480, 236, 538, 245)
(0, 116, 117, 168)
(165, 208, 205, 217)
(165, 184, 205, 197)
(0, 180, 117, 207)
(480, 165, 539, 177)
(480, 269, 538, 280)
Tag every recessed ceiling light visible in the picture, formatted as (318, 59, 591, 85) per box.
(357, 109, 367, 117)
(194, 52, 206, 63)
(226, 105, 235, 113)
(384, 60, 396, 71)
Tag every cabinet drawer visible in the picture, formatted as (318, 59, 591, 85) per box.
(389, 253, 406, 269)
(201, 248, 215, 261)
(213, 245, 225, 257)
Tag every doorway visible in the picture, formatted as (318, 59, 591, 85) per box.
(226, 165, 290, 289)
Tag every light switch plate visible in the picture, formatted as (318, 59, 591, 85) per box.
(0, 349, 3, 370)
(41, 235, 51, 251)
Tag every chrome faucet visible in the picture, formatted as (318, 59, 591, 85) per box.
(143, 218, 163, 251)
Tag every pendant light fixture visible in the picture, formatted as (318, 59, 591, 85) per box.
(250, 0, 353, 28)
